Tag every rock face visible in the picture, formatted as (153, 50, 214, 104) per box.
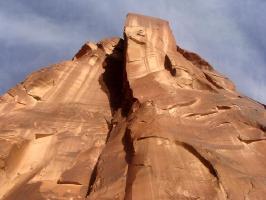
(0, 13, 266, 200)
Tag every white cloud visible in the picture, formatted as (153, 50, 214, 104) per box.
(0, 12, 83, 47)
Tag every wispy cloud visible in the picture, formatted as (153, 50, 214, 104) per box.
(0, 0, 265, 103)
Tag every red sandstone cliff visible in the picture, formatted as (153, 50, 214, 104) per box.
(0, 13, 265, 200)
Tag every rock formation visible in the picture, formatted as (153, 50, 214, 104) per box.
(0, 13, 265, 200)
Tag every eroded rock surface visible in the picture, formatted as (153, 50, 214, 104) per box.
(0, 13, 266, 200)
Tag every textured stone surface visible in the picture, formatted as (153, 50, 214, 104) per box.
(0, 13, 266, 200)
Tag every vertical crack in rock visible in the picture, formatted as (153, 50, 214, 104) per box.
(123, 128, 135, 164)
(123, 128, 135, 200)
(121, 32, 139, 117)
(98, 39, 124, 114)
(86, 40, 125, 197)
(175, 141, 229, 199)
(87, 37, 139, 198)
(86, 160, 99, 196)
(104, 117, 113, 143)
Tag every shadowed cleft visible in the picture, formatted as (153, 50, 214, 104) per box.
(57, 180, 82, 186)
(35, 134, 53, 139)
(178, 142, 219, 179)
(99, 39, 124, 115)
(86, 160, 98, 196)
(164, 55, 176, 76)
(122, 128, 135, 200)
(137, 135, 168, 141)
(204, 73, 224, 89)
(122, 128, 135, 164)
(238, 136, 266, 144)
(217, 105, 231, 110)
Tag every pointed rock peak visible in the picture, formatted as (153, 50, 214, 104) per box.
(124, 13, 177, 79)
(124, 13, 235, 95)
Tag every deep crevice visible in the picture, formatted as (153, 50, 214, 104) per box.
(87, 39, 125, 198)
(87, 36, 139, 198)
(121, 32, 139, 117)
(86, 160, 99, 196)
(104, 117, 113, 143)
(98, 37, 137, 117)
(164, 55, 176, 76)
(122, 128, 135, 200)
(122, 128, 135, 165)
(57, 180, 82, 186)
(98, 39, 124, 115)
(177, 141, 219, 179)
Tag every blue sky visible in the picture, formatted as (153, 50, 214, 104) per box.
(0, 0, 265, 104)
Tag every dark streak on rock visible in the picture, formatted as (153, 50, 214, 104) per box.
(164, 55, 176, 76)
(137, 135, 168, 141)
(204, 73, 224, 89)
(177, 142, 218, 178)
(238, 136, 266, 144)
(57, 180, 82, 186)
(86, 160, 99, 196)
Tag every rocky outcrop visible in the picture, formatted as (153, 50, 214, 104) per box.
(0, 13, 265, 200)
